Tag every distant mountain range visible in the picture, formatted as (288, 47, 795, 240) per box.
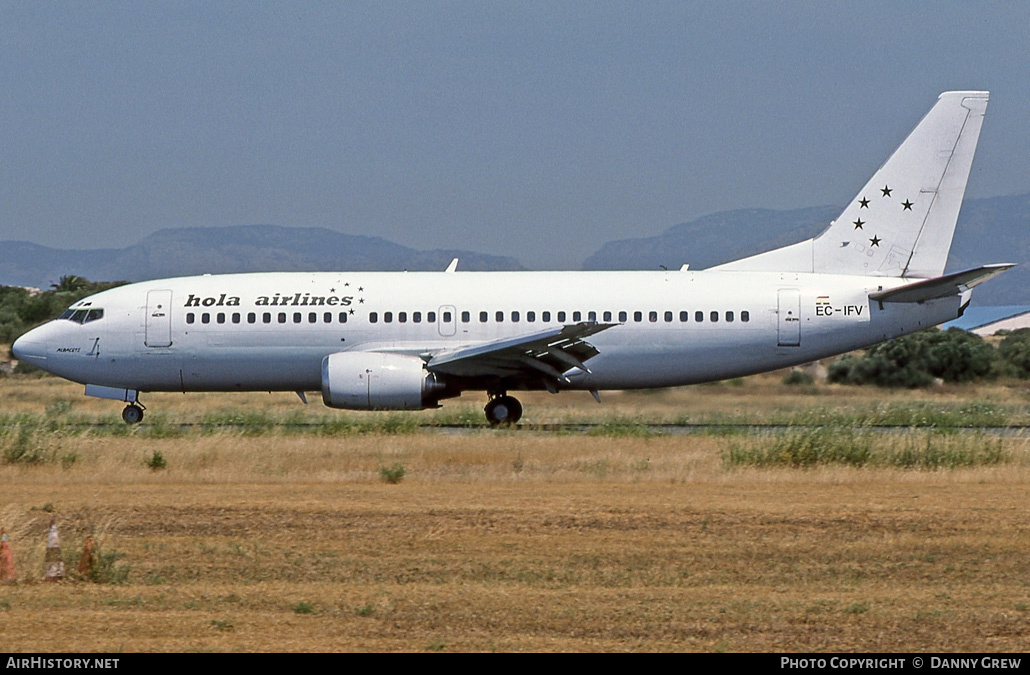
(584, 192, 1030, 305)
(0, 225, 526, 289)
(2, 193, 1028, 304)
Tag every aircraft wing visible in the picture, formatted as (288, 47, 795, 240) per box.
(426, 322, 617, 380)
(869, 264, 1014, 304)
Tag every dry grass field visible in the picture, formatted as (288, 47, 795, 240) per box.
(1, 372, 1030, 652)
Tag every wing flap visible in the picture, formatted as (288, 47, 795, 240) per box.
(869, 264, 1014, 304)
(427, 322, 615, 380)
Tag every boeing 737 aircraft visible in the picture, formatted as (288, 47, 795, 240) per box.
(12, 91, 1012, 425)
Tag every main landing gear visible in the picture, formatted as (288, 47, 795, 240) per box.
(484, 393, 523, 426)
(121, 403, 145, 425)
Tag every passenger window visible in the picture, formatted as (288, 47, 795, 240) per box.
(649, 311, 657, 323)
(428, 312, 436, 322)
(619, 311, 627, 322)
(338, 312, 348, 323)
(710, 311, 719, 323)
(634, 311, 642, 322)
(292, 313, 301, 323)
(278, 313, 287, 324)
(588, 311, 596, 322)
(232, 313, 241, 324)
(543, 311, 551, 322)
(680, 311, 688, 322)
(443, 311, 452, 322)
(664, 311, 673, 322)
(384, 312, 393, 323)
(603, 311, 611, 322)
(512, 311, 519, 322)
(558, 311, 566, 322)
(496, 311, 504, 322)
(186, 313, 195, 325)
(726, 311, 734, 322)
(202, 313, 210, 324)
(573, 311, 581, 321)
(308, 312, 317, 324)
(248, 313, 256, 324)
(217, 313, 226, 324)
(461, 311, 469, 323)
(695, 311, 704, 322)
(527, 311, 536, 322)
(413, 312, 422, 323)
(369, 312, 378, 324)
(480, 311, 488, 323)
(741, 310, 750, 323)
(323, 312, 332, 323)
(263, 313, 271, 324)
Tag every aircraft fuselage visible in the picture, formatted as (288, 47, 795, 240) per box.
(15, 269, 960, 394)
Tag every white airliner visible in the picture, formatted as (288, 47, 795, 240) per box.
(12, 91, 1012, 425)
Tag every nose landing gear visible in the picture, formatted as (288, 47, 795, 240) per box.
(484, 394, 522, 425)
(121, 403, 145, 425)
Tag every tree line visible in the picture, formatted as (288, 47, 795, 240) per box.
(0, 276, 125, 346)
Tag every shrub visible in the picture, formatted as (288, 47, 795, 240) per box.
(146, 451, 167, 470)
(79, 549, 131, 585)
(379, 463, 406, 484)
(2, 425, 55, 464)
(998, 328, 1030, 378)
(783, 369, 814, 386)
(587, 417, 654, 437)
(828, 329, 999, 387)
(724, 430, 1006, 469)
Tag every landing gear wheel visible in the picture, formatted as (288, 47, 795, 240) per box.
(485, 395, 523, 425)
(122, 404, 144, 425)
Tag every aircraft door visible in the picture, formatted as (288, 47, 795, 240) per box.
(438, 305, 457, 337)
(777, 289, 801, 347)
(145, 290, 173, 348)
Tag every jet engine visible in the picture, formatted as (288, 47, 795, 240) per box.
(321, 352, 447, 410)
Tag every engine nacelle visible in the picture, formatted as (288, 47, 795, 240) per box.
(321, 351, 445, 410)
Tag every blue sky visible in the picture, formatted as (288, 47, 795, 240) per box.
(2, 1, 1028, 268)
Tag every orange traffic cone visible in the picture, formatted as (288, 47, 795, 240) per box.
(43, 519, 64, 582)
(0, 528, 15, 582)
(78, 536, 96, 578)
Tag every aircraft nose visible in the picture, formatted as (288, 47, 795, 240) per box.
(11, 324, 49, 365)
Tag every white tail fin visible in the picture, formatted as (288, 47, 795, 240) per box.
(715, 91, 989, 278)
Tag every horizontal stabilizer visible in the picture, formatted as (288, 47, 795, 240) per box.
(869, 264, 1014, 304)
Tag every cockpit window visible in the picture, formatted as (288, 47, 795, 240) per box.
(60, 308, 103, 324)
